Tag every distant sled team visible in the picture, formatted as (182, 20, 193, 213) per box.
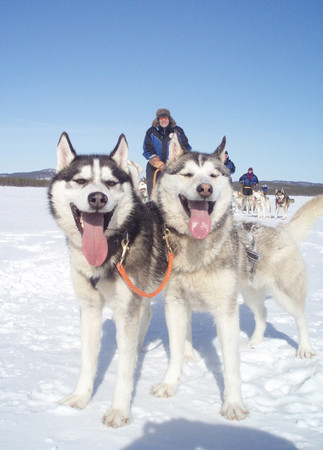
(233, 188, 295, 220)
(48, 131, 323, 427)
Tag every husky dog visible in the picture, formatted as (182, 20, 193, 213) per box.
(232, 190, 244, 212)
(139, 179, 148, 203)
(48, 132, 168, 428)
(254, 190, 272, 218)
(151, 134, 323, 420)
(127, 159, 143, 191)
(275, 189, 295, 219)
(243, 194, 255, 215)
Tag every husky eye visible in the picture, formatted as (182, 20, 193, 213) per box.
(74, 178, 87, 185)
(210, 173, 219, 178)
(181, 173, 193, 177)
(105, 180, 117, 187)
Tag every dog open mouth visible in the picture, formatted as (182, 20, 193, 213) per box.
(70, 204, 113, 266)
(179, 194, 215, 239)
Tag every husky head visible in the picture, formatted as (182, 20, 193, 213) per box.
(275, 189, 286, 204)
(155, 134, 232, 239)
(49, 132, 135, 266)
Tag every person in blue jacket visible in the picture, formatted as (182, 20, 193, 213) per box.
(143, 108, 191, 198)
(239, 167, 259, 196)
(224, 151, 236, 174)
(262, 184, 268, 195)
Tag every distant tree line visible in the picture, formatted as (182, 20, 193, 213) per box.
(1, 176, 322, 195)
(0, 177, 50, 187)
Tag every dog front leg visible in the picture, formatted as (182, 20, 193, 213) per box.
(60, 303, 103, 409)
(151, 296, 188, 398)
(215, 309, 249, 421)
(184, 308, 196, 361)
(102, 311, 140, 428)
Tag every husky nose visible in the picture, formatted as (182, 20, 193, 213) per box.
(88, 192, 108, 210)
(197, 183, 213, 198)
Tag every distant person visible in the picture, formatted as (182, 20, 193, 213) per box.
(262, 184, 268, 195)
(239, 167, 259, 196)
(143, 108, 191, 198)
(224, 151, 236, 174)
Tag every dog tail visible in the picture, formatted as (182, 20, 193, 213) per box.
(285, 195, 323, 241)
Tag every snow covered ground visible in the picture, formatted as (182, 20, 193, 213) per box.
(1, 186, 323, 449)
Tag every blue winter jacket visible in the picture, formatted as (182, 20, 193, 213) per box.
(239, 172, 259, 187)
(143, 125, 191, 163)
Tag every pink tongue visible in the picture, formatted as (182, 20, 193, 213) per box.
(189, 201, 211, 239)
(82, 212, 108, 266)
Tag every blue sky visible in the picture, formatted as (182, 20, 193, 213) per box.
(1, 0, 322, 182)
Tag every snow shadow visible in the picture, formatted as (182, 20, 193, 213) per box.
(239, 303, 298, 350)
(92, 295, 298, 399)
(93, 299, 168, 397)
(93, 317, 117, 396)
(123, 419, 297, 450)
(190, 312, 225, 397)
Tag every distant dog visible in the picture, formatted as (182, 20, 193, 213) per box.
(254, 190, 271, 218)
(233, 190, 244, 212)
(127, 160, 143, 191)
(242, 190, 255, 214)
(48, 133, 168, 427)
(275, 189, 295, 219)
(139, 179, 148, 203)
(151, 134, 323, 421)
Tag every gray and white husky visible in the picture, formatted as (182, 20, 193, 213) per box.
(48, 132, 168, 427)
(151, 134, 323, 420)
(275, 188, 295, 219)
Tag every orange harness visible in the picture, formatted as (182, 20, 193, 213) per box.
(116, 228, 173, 298)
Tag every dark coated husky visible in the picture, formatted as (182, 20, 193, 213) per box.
(48, 132, 168, 427)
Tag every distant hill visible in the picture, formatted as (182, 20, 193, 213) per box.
(0, 169, 55, 180)
(0, 169, 56, 187)
(0, 170, 322, 195)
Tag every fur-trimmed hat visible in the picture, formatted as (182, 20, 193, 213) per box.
(156, 108, 170, 118)
(152, 108, 176, 127)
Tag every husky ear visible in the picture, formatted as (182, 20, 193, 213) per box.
(56, 132, 77, 172)
(110, 134, 129, 171)
(168, 133, 184, 163)
(213, 136, 226, 162)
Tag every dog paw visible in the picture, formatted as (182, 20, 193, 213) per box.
(102, 408, 131, 428)
(184, 347, 197, 362)
(59, 392, 91, 409)
(247, 336, 263, 348)
(151, 382, 177, 398)
(297, 346, 316, 358)
(184, 352, 197, 362)
(221, 401, 249, 421)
